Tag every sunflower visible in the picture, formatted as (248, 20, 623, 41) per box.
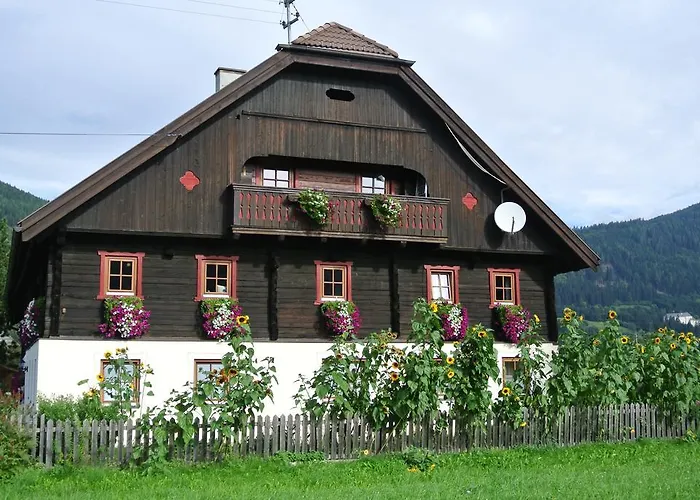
(478, 330, 487, 339)
(501, 387, 511, 397)
(447, 370, 455, 379)
(229, 368, 239, 377)
(217, 375, 228, 385)
(533, 314, 540, 323)
(96, 374, 104, 383)
(654, 337, 661, 345)
(361, 449, 370, 456)
(563, 307, 572, 316)
(236, 315, 250, 326)
(391, 361, 400, 369)
(593, 339, 600, 346)
(579, 315, 584, 321)
(640, 346, 646, 354)
(519, 422, 527, 428)
(104, 351, 112, 359)
(686, 338, 692, 345)
(446, 356, 455, 365)
(453, 342, 461, 348)
(608, 310, 617, 320)
(620, 336, 629, 345)
(670, 343, 677, 350)
(563, 312, 572, 321)
(649, 357, 654, 361)
(389, 371, 399, 382)
(657, 328, 664, 334)
(679, 333, 687, 341)
(86, 389, 96, 398)
(429, 302, 438, 313)
(335, 353, 343, 360)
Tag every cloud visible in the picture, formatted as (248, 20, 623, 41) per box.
(1, 0, 699, 228)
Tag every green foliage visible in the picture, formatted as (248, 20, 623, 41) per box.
(0, 393, 32, 480)
(401, 446, 437, 473)
(556, 203, 700, 331)
(295, 298, 499, 435)
(0, 218, 10, 325)
(0, 181, 47, 227)
(368, 194, 402, 228)
(38, 393, 120, 422)
(272, 451, 325, 464)
(296, 189, 330, 225)
(136, 330, 276, 468)
(77, 346, 154, 420)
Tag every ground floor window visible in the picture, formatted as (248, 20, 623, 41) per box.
(502, 357, 520, 386)
(424, 265, 460, 303)
(194, 359, 224, 387)
(488, 268, 521, 307)
(314, 261, 353, 305)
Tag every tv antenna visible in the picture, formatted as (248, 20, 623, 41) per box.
(281, 0, 300, 43)
(494, 202, 527, 234)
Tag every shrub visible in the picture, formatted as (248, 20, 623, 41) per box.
(0, 393, 32, 480)
(38, 393, 121, 422)
(402, 446, 437, 473)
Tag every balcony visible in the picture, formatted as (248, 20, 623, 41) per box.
(231, 184, 449, 243)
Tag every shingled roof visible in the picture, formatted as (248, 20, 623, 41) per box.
(291, 22, 399, 58)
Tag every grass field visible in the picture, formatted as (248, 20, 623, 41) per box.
(2, 439, 699, 499)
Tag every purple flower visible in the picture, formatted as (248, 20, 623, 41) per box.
(98, 297, 151, 339)
(495, 304, 531, 343)
(18, 299, 42, 351)
(200, 298, 248, 340)
(320, 301, 362, 337)
(440, 305, 469, 341)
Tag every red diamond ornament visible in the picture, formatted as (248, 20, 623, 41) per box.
(180, 170, 200, 191)
(462, 192, 477, 210)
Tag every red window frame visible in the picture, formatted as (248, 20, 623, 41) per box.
(487, 268, 521, 308)
(195, 255, 239, 301)
(97, 251, 144, 300)
(314, 261, 353, 305)
(424, 265, 460, 303)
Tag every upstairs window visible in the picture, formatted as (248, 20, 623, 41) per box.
(97, 251, 144, 300)
(261, 168, 290, 188)
(360, 175, 386, 194)
(488, 268, 521, 307)
(195, 255, 238, 301)
(314, 261, 353, 305)
(100, 358, 140, 403)
(502, 357, 520, 386)
(424, 265, 460, 303)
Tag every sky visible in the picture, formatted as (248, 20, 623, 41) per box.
(1, 0, 699, 227)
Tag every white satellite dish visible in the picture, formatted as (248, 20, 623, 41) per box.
(494, 202, 526, 234)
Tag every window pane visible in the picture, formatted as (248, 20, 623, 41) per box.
(205, 278, 217, 293)
(323, 283, 333, 296)
(333, 284, 343, 297)
(375, 178, 385, 191)
(362, 177, 372, 188)
(430, 274, 441, 287)
(503, 289, 512, 301)
(121, 276, 133, 292)
(323, 269, 333, 282)
(333, 269, 343, 282)
(121, 261, 133, 275)
(262, 178, 277, 187)
(217, 264, 228, 279)
(277, 170, 289, 181)
(438, 273, 449, 287)
(206, 264, 216, 278)
(262, 168, 276, 180)
(277, 178, 289, 188)
(216, 279, 228, 293)
(495, 275, 504, 288)
(432, 285, 443, 299)
(502, 275, 512, 288)
(109, 260, 120, 275)
(109, 276, 121, 290)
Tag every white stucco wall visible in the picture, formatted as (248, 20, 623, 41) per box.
(26, 338, 557, 415)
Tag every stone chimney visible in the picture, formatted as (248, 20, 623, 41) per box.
(214, 67, 246, 92)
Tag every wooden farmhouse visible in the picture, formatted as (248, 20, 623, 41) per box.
(6, 23, 599, 412)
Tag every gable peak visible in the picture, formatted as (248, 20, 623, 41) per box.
(291, 22, 399, 58)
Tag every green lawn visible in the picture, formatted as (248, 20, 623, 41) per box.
(2, 440, 699, 499)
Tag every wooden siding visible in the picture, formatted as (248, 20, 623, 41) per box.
(232, 184, 448, 243)
(294, 168, 356, 192)
(53, 233, 555, 341)
(64, 65, 558, 256)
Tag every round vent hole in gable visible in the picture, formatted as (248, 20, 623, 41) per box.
(326, 88, 355, 102)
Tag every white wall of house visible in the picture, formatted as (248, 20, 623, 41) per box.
(24, 339, 557, 416)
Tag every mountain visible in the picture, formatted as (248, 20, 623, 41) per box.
(0, 180, 47, 226)
(556, 203, 700, 333)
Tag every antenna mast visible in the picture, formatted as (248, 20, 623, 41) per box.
(281, 0, 300, 43)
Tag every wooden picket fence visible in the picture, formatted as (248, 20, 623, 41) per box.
(11, 403, 699, 467)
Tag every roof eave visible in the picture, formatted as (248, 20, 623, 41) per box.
(277, 44, 415, 66)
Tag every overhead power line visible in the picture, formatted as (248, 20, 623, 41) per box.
(187, 0, 280, 15)
(95, 0, 279, 24)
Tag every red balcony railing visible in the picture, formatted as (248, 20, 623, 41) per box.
(231, 184, 449, 243)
